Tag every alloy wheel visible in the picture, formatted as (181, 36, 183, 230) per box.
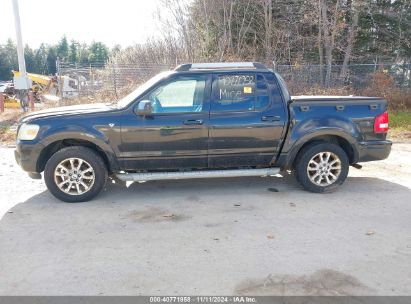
(306, 152, 342, 186)
(54, 158, 95, 195)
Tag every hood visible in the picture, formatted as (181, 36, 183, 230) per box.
(20, 103, 116, 123)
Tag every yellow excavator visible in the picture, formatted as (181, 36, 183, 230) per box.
(13, 71, 59, 99)
(3, 71, 79, 108)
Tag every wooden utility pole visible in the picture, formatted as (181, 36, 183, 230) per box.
(28, 91, 34, 111)
(0, 94, 4, 113)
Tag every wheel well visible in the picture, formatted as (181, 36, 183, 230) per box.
(293, 135, 355, 167)
(37, 139, 111, 173)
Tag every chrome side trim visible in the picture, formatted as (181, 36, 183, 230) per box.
(115, 168, 280, 182)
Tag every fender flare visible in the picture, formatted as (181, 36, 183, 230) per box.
(281, 128, 360, 169)
(38, 128, 120, 172)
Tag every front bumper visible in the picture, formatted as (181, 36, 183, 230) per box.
(14, 140, 45, 173)
(357, 140, 392, 162)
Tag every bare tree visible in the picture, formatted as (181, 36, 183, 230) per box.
(160, 0, 195, 61)
(262, 0, 273, 61)
(340, 0, 361, 81)
(320, 0, 342, 87)
(318, 0, 324, 85)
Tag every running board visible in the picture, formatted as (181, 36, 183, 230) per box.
(115, 168, 281, 182)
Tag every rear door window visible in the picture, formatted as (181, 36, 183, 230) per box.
(212, 73, 256, 112)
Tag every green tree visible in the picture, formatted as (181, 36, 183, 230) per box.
(56, 36, 69, 61)
(88, 42, 109, 64)
(0, 39, 18, 80)
(34, 43, 48, 75)
(24, 45, 36, 73)
(78, 43, 90, 65)
(46, 47, 57, 75)
(0, 46, 11, 80)
(68, 40, 79, 64)
(4, 39, 18, 71)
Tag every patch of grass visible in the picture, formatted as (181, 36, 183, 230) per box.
(0, 109, 22, 145)
(390, 111, 411, 130)
(0, 126, 16, 145)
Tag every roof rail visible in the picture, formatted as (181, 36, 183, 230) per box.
(174, 62, 267, 71)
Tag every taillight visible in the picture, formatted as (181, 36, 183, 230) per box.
(374, 111, 389, 133)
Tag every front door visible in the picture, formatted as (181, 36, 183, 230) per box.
(208, 72, 287, 168)
(120, 74, 211, 170)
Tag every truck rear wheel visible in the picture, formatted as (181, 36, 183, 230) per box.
(44, 146, 108, 202)
(294, 143, 349, 193)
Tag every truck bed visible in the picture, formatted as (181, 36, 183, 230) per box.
(287, 95, 387, 143)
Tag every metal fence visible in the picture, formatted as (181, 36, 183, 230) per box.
(57, 61, 172, 100)
(275, 63, 411, 91)
(57, 61, 411, 100)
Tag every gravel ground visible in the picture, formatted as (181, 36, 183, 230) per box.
(0, 143, 410, 296)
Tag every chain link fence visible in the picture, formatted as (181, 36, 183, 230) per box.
(57, 60, 172, 100)
(57, 61, 411, 100)
(275, 63, 411, 91)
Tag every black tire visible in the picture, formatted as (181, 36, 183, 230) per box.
(44, 146, 108, 202)
(294, 142, 349, 193)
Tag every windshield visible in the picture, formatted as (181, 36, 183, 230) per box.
(117, 71, 173, 108)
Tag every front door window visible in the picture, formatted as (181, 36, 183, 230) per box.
(148, 76, 206, 113)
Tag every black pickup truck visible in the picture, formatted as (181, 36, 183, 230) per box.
(14, 62, 391, 202)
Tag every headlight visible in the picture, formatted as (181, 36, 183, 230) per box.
(17, 123, 40, 140)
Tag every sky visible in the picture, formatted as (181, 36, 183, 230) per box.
(0, 0, 164, 48)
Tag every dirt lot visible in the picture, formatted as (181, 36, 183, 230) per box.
(0, 143, 410, 295)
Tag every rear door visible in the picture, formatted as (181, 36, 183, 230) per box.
(208, 72, 287, 168)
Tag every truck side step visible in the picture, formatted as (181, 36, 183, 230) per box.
(115, 168, 281, 182)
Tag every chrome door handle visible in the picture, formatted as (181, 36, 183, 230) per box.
(261, 116, 280, 122)
(183, 119, 204, 125)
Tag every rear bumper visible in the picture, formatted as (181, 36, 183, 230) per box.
(14, 140, 44, 173)
(357, 140, 392, 162)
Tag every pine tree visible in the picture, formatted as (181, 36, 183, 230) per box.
(56, 36, 69, 61)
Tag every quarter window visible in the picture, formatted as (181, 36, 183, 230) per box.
(255, 74, 270, 110)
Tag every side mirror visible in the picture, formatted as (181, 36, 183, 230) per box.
(136, 100, 153, 116)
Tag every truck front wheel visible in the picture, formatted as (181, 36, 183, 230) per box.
(294, 143, 349, 193)
(44, 146, 108, 202)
